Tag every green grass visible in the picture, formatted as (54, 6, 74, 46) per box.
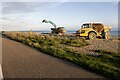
(3, 31, 120, 80)
(60, 37, 89, 47)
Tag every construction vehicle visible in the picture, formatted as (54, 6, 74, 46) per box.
(42, 19, 66, 35)
(76, 23, 112, 39)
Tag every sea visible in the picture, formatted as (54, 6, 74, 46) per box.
(0, 31, 120, 37)
(33, 31, 120, 36)
(110, 31, 120, 36)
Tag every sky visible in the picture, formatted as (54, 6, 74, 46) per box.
(0, 0, 119, 31)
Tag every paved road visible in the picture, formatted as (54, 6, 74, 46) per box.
(2, 38, 104, 78)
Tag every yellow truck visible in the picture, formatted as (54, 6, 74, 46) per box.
(76, 23, 112, 39)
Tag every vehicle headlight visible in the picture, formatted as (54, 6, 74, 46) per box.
(81, 30, 85, 34)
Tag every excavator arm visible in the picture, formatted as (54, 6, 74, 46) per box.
(42, 19, 57, 28)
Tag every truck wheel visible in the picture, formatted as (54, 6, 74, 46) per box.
(103, 32, 110, 40)
(88, 32, 96, 40)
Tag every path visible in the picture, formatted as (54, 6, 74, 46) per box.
(2, 37, 104, 78)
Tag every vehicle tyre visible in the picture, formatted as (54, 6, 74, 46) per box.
(88, 32, 97, 40)
(103, 32, 110, 40)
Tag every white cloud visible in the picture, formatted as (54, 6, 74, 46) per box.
(2, 2, 50, 14)
(1, 0, 119, 2)
(0, 19, 55, 31)
(1, 0, 68, 2)
(0, 20, 30, 31)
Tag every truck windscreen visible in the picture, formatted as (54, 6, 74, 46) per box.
(81, 24, 90, 28)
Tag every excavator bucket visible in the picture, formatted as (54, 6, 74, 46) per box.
(42, 20, 48, 23)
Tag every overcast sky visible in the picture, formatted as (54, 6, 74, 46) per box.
(0, 1, 119, 31)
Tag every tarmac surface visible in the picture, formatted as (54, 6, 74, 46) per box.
(2, 37, 105, 78)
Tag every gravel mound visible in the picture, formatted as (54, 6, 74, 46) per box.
(67, 36, 120, 54)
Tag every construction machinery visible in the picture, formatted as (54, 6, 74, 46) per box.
(76, 23, 112, 39)
(42, 19, 66, 35)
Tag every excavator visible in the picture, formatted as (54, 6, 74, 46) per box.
(42, 19, 66, 35)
